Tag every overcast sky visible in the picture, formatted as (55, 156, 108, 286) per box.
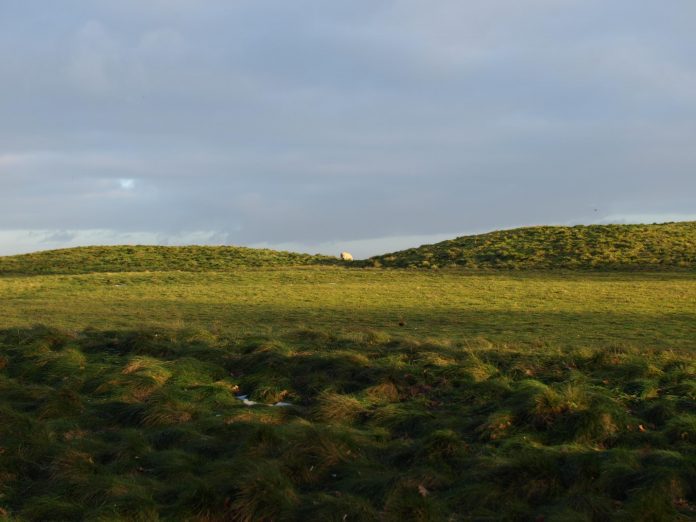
(1, 1, 695, 258)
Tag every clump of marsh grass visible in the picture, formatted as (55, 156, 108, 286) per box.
(298, 492, 380, 521)
(364, 381, 401, 404)
(382, 477, 447, 522)
(281, 423, 363, 485)
(417, 429, 468, 463)
(38, 387, 85, 419)
(51, 449, 97, 485)
(228, 460, 299, 522)
(532, 383, 590, 424)
(315, 391, 367, 424)
(461, 353, 499, 383)
(664, 414, 696, 444)
(19, 496, 85, 521)
(141, 394, 197, 427)
(477, 410, 515, 441)
(96, 356, 173, 403)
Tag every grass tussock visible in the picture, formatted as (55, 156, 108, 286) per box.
(316, 391, 367, 424)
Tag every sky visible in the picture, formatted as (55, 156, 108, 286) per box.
(1, 1, 695, 259)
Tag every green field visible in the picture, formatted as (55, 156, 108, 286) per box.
(1, 268, 695, 348)
(1, 231, 695, 520)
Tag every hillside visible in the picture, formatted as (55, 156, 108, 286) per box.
(370, 222, 696, 270)
(3, 222, 696, 276)
(0, 245, 337, 275)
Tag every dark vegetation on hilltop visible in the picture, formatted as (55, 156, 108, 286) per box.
(0, 327, 694, 521)
(371, 222, 696, 270)
(0, 245, 337, 275)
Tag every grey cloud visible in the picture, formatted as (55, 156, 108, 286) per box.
(41, 231, 78, 243)
(1, 1, 695, 255)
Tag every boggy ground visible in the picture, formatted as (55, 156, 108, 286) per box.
(0, 326, 694, 521)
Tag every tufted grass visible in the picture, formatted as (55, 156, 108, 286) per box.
(0, 328, 693, 520)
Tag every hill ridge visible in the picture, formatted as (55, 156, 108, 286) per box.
(370, 221, 696, 270)
(2, 222, 695, 274)
(0, 244, 337, 275)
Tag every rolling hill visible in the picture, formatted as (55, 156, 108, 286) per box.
(0, 245, 337, 275)
(2, 222, 696, 275)
(370, 222, 696, 270)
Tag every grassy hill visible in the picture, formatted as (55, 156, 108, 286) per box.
(0, 245, 337, 275)
(371, 222, 696, 270)
(3, 222, 696, 276)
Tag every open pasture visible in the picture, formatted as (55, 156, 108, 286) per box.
(1, 268, 695, 348)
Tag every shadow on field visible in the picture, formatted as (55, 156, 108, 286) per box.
(0, 325, 694, 520)
(80, 300, 696, 349)
(342, 267, 696, 282)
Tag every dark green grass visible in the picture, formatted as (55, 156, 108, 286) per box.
(0, 245, 338, 275)
(371, 222, 696, 270)
(0, 327, 694, 521)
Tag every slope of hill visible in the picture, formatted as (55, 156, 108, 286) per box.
(0, 245, 337, 275)
(370, 222, 696, 270)
(3, 222, 696, 275)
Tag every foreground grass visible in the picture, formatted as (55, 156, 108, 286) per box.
(1, 268, 695, 348)
(0, 326, 693, 521)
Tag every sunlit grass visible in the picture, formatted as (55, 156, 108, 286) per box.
(1, 268, 695, 348)
(0, 245, 337, 275)
(372, 222, 696, 270)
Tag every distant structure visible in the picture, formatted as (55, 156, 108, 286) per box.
(340, 252, 354, 261)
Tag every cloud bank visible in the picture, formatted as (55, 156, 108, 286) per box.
(1, 1, 695, 257)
